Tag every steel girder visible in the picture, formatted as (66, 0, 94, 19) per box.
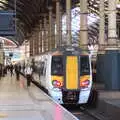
(0, 0, 119, 45)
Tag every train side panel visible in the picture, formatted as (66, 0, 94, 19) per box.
(47, 55, 63, 104)
(45, 54, 52, 90)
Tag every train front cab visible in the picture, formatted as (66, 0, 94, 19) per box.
(50, 53, 92, 105)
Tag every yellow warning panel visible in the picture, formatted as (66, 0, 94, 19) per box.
(66, 56, 78, 89)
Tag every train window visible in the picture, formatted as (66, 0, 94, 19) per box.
(80, 56, 90, 75)
(51, 56, 63, 75)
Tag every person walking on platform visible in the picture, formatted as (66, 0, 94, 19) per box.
(24, 64, 33, 87)
(14, 64, 20, 81)
(9, 64, 14, 77)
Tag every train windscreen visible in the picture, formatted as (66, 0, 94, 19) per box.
(51, 56, 63, 75)
(80, 56, 90, 75)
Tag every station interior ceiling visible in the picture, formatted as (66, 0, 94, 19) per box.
(0, 0, 119, 46)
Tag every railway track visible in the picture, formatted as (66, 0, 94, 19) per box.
(64, 105, 107, 120)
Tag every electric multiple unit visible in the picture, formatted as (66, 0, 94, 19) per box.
(29, 46, 94, 104)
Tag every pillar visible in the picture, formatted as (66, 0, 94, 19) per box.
(33, 31, 36, 55)
(36, 29, 39, 55)
(48, 7, 52, 50)
(66, 0, 72, 45)
(99, 0, 105, 50)
(56, 0, 61, 47)
(59, 6, 62, 46)
(51, 17, 55, 49)
(80, 0, 88, 50)
(39, 21, 42, 53)
(24, 40, 27, 58)
(29, 39, 33, 56)
(42, 26, 44, 53)
(46, 23, 49, 51)
(108, 0, 117, 46)
(43, 15, 47, 51)
(29, 37, 33, 56)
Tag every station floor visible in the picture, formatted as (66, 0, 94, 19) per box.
(0, 73, 78, 120)
(90, 83, 120, 120)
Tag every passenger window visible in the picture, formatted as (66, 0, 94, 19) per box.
(80, 56, 90, 75)
(51, 56, 63, 75)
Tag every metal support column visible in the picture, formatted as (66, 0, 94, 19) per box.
(80, 0, 88, 50)
(33, 32, 37, 55)
(59, 6, 62, 46)
(48, 7, 52, 50)
(39, 21, 42, 53)
(46, 24, 49, 51)
(51, 17, 55, 49)
(56, 0, 61, 47)
(108, 0, 117, 46)
(14, 0, 17, 41)
(66, 0, 72, 45)
(0, 42, 4, 65)
(44, 15, 47, 51)
(99, 0, 105, 51)
(25, 40, 27, 58)
(42, 29, 44, 53)
(36, 29, 39, 55)
(30, 37, 33, 56)
(32, 35, 35, 56)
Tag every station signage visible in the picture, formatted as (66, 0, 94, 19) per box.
(0, 11, 15, 36)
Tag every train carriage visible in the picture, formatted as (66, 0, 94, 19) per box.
(30, 46, 95, 105)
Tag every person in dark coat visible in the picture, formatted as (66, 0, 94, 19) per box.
(3, 66, 7, 76)
(9, 64, 14, 77)
(14, 64, 20, 81)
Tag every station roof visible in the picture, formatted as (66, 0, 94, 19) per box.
(0, 0, 119, 45)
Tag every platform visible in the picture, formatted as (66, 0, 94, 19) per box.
(89, 83, 120, 120)
(95, 91, 120, 120)
(0, 73, 78, 120)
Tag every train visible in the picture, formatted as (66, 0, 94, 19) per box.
(24, 46, 97, 105)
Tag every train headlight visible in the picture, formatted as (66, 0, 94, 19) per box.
(80, 80, 90, 88)
(52, 80, 62, 88)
